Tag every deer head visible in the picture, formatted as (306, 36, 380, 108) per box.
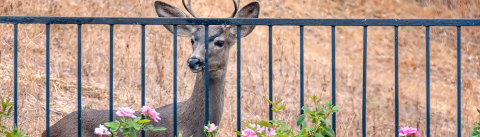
(154, 0, 260, 73)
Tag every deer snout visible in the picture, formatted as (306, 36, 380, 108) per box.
(187, 57, 204, 73)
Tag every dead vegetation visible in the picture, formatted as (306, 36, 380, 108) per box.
(1, 0, 480, 136)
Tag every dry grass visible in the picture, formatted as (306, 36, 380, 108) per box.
(1, 0, 480, 136)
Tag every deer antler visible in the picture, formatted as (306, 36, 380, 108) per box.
(228, 0, 240, 18)
(182, 0, 200, 18)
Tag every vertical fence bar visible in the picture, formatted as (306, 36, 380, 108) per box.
(394, 26, 399, 137)
(205, 25, 209, 125)
(362, 26, 367, 137)
(237, 25, 242, 135)
(331, 26, 336, 132)
(300, 25, 304, 115)
(77, 24, 82, 137)
(268, 25, 273, 121)
(109, 24, 114, 122)
(45, 24, 51, 137)
(457, 26, 461, 137)
(426, 26, 430, 137)
(173, 25, 178, 137)
(141, 24, 146, 137)
(14, 23, 18, 126)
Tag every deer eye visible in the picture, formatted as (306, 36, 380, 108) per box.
(214, 41, 225, 47)
(190, 39, 195, 45)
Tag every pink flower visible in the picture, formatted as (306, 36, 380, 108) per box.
(116, 107, 137, 118)
(399, 126, 420, 137)
(204, 123, 218, 132)
(247, 123, 264, 133)
(141, 106, 161, 122)
(94, 124, 111, 137)
(265, 127, 276, 136)
(255, 125, 265, 133)
(241, 128, 258, 137)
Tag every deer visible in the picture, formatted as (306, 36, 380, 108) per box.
(41, 0, 259, 136)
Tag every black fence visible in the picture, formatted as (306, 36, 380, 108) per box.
(2, 16, 480, 137)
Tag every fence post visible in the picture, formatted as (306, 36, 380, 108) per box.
(362, 26, 368, 137)
(77, 24, 82, 137)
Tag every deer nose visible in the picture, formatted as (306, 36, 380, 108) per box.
(187, 58, 204, 69)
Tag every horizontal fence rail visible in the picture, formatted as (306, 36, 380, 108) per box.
(2, 16, 479, 137)
(1, 16, 480, 26)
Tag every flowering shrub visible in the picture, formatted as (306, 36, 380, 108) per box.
(398, 126, 419, 137)
(470, 108, 480, 137)
(204, 122, 219, 137)
(235, 95, 339, 137)
(95, 106, 166, 137)
(94, 124, 111, 137)
(0, 98, 27, 137)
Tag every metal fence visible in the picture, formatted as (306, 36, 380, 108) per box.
(1, 16, 480, 137)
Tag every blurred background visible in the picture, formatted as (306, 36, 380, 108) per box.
(1, 0, 480, 136)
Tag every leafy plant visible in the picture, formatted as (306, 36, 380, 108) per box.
(177, 131, 193, 137)
(0, 98, 27, 137)
(97, 106, 166, 137)
(470, 108, 480, 137)
(235, 95, 339, 137)
(204, 121, 219, 137)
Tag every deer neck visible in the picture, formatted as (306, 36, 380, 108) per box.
(180, 68, 226, 125)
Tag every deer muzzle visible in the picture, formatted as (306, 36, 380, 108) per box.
(187, 57, 204, 73)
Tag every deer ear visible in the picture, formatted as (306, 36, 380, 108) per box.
(229, 2, 260, 38)
(154, 1, 197, 37)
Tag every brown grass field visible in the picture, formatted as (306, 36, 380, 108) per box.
(1, 0, 480, 136)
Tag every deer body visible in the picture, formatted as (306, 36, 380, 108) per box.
(42, 0, 259, 137)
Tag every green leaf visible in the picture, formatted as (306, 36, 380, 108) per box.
(265, 98, 274, 105)
(279, 124, 286, 131)
(274, 100, 283, 105)
(301, 121, 307, 128)
(297, 114, 306, 126)
(472, 130, 480, 136)
(138, 119, 151, 124)
(306, 127, 315, 132)
(326, 101, 332, 107)
(315, 133, 324, 137)
(110, 126, 119, 132)
(123, 128, 131, 135)
(308, 95, 316, 101)
(7, 107, 13, 115)
(150, 127, 167, 132)
(131, 131, 137, 137)
(306, 111, 316, 116)
(235, 131, 242, 136)
(276, 106, 285, 111)
(297, 128, 306, 135)
(133, 117, 141, 123)
(316, 110, 325, 116)
(331, 106, 340, 112)
(302, 106, 310, 112)
(146, 125, 154, 129)
(104, 121, 120, 127)
(322, 127, 335, 137)
(133, 124, 141, 130)
(258, 121, 271, 127)
(325, 119, 331, 126)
